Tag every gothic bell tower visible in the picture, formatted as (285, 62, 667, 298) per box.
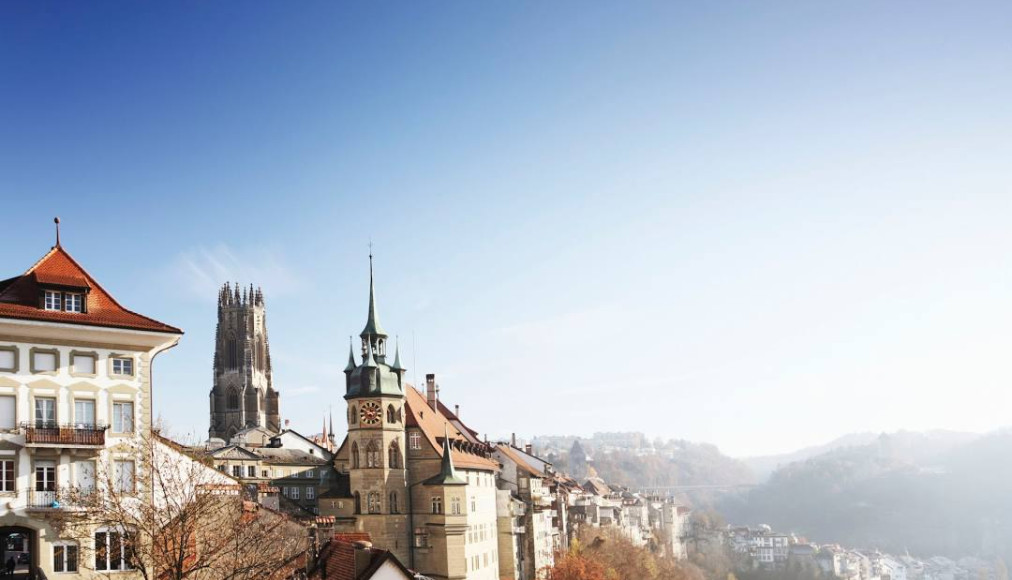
(209, 283, 281, 442)
(344, 255, 409, 559)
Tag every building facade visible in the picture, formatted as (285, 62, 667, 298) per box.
(319, 258, 501, 580)
(0, 239, 182, 577)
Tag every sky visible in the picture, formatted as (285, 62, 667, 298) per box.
(1, 1, 1011, 457)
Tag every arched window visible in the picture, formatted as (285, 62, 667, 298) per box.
(386, 404, 396, 424)
(389, 492, 398, 514)
(431, 496, 442, 514)
(225, 334, 238, 370)
(351, 442, 360, 469)
(353, 492, 361, 514)
(368, 492, 381, 514)
(256, 338, 266, 372)
(365, 441, 381, 468)
(388, 441, 402, 469)
(349, 406, 357, 425)
(227, 391, 239, 410)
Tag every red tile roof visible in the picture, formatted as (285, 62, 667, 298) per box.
(0, 245, 181, 334)
(403, 386, 499, 472)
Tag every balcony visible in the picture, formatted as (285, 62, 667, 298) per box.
(25, 489, 61, 510)
(21, 422, 107, 447)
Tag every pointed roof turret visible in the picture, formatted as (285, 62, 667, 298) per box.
(425, 426, 467, 486)
(360, 252, 387, 339)
(363, 340, 377, 368)
(391, 338, 404, 372)
(344, 338, 357, 373)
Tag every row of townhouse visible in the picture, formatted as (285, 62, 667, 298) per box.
(726, 524, 1002, 580)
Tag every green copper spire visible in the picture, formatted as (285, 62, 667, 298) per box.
(361, 251, 387, 339)
(344, 337, 356, 373)
(363, 339, 377, 368)
(425, 425, 467, 486)
(391, 337, 404, 372)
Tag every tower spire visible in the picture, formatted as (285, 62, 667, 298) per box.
(425, 425, 466, 485)
(391, 336, 404, 372)
(344, 337, 357, 373)
(361, 247, 387, 339)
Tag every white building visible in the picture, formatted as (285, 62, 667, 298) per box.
(0, 238, 182, 577)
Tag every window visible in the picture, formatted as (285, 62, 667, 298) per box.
(227, 391, 239, 410)
(351, 442, 360, 469)
(111, 357, 134, 376)
(306, 469, 315, 478)
(389, 441, 402, 469)
(367, 492, 380, 513)
(387, 404, 396, 424)
(306, 486, 315, 500)
(95, 529, 134, 571)
(114, 461, 135, 493)
(389, 492, 398, 514)
(282, 487, 289, 498)
(71, 353, 95, 374)
(349, 406, 357, 424)
(291, 487, 300, 500)
(35, 461, 56, 505)
(75, 461, 96, 494)
(0, 347, 15, 372)
(431, 496, 442, 514)
(409, 432, 421, 450)
(365, 441, 381, 468)
(451, 496, 461, 515)
(0, 460, 13, 492)
(44, 291, 61, 311)
(471, 496, 476, 512)
(232, 465, 241, 477)
(65, 293, 83, 313)
(35, 397, 56, 428)
(0, 396, 14, 430)
(414, 527, 429, 548)
(247, 465, 256, 478)
(32, 351, 57, 373)
(74, 399, 96, 428)
(53, 542, 79, 573)
(262, 470, 269, 477)
(113, 402, 134, 433)
(353, 492, 361, 514)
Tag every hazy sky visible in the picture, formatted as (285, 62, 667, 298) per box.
(2, 2, 1011, 457)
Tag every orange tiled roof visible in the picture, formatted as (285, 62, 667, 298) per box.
(497, 444, 544, 478)
(0, 245, 181, 334)
(404, 387, 499, 472)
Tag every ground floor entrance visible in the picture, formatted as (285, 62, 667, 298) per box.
(0, 527, 36, 579)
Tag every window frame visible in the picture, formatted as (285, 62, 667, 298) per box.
(0, 459, 14, 493)
(0, 346, 18, 373)
(53, 541, 79, 573)
(30, 347, 60, 375)
(44, 290, 61, 311)
(94, 528, 135, 572)
(112, 401, 135, 434)
(64, 292, 84, 313)
(110, 356, 135, 377)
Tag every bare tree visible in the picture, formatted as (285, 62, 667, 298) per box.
(51, 433, 311, 580)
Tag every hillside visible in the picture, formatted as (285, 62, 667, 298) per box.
(718, 429, 1012, 559)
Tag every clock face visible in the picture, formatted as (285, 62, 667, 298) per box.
(360, 402, 382, 425)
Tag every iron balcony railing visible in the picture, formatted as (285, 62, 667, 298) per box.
(26, 489, 61, 509)
(21, 422, 108, 446)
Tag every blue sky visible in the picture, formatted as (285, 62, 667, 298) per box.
(2, 2, 1011, 456)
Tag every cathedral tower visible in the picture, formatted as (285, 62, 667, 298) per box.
(209, 283, 281, 441)
(344, 256, 410, 559)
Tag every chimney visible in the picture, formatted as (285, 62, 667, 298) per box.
(511, 433, 516, 447)
(284, 419, 290, 428)
(352, 541, 373, 578)
(454, 404, 460, 418)
(525, 443, 533, 455)
(426, 374, 439, 410)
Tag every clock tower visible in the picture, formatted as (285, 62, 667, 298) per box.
(344, 254, 409, 559)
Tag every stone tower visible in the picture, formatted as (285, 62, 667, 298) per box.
(209, 282, 281, 441)
(344, 256, 410, 560)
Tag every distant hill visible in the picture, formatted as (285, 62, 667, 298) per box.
(532, 434, 756, 502)
(717, 429, 1012, 559)
(741, 430, 977, 482)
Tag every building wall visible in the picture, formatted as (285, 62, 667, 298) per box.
(0, 320, 178, 579)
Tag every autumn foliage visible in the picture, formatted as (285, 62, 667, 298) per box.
(548, 530, 705, 580)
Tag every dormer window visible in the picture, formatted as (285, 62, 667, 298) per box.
(44, 291, 61, 311)
(65, 293, 83, 313)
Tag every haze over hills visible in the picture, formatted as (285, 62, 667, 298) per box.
(720, 429, 1012, 559)
(741, 429, 979, 482)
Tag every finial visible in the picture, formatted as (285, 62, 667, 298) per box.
(54, 217, 61, 247)
(391, 336, 404, 372)
(344, 336, 357, 373)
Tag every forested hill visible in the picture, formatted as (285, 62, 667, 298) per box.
(533, 435, 756, 492)
(718, 430, 1012, 559)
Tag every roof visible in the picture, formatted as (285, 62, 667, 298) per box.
(403, 386, 499, 472)
(0, 245, 181, 334)
(360, 257, 387, 339)
(496, 444, 544, 478)
(312, 536, 416, 580)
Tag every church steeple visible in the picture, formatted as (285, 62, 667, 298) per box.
(425, 426, 467, 486)
(360, 251, 388, 362)
(344, 338, 357, 373)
